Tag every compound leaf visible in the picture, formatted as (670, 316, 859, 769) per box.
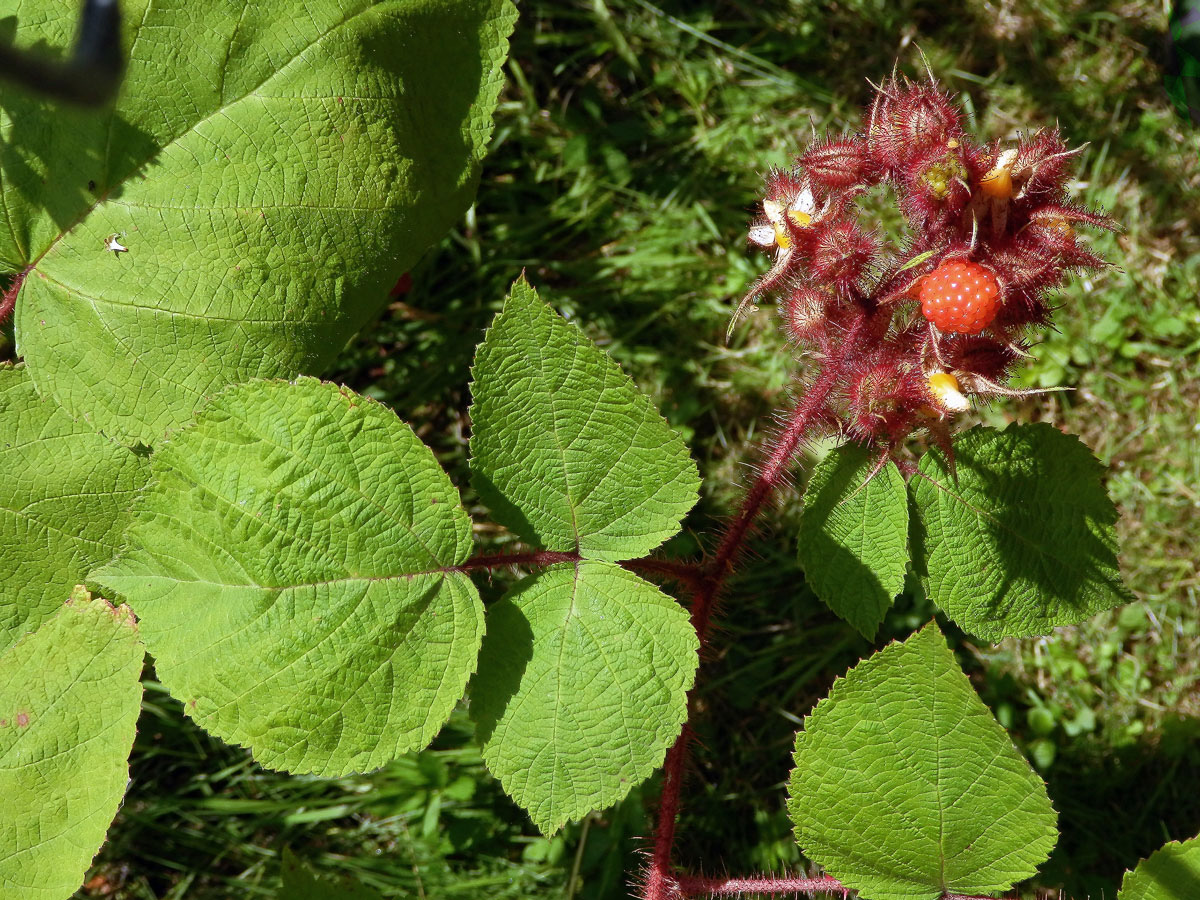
(798, 445, 908, 639)
(910, 422, 1132, 641)
(789, 622, 1057, 900)
(0, 590, 144, 900)
(1118, 834, 1200, 900)
(4, 0, 517, 444)
(471, 560, 697, 834)
(469, 277, 700, 561)
(0, 365, 148, 650)
(93, 378, 483, 776)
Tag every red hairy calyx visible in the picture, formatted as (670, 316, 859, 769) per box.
(736, 73, 1115, 460)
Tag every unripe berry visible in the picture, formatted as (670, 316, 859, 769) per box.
(810, 219, 877, 289)
(781, 286, 832, 345)
(918, 260, 1002, 334)
(801, 136, 875, 189)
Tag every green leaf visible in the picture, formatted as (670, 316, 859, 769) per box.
(92, 378, 483, 776)
(471, 560, 697, 834)
(896, 249, 938, 273)
(0, 365, 148, 650)
(279, 847, 383, 900)
(5, 0, 517, 444)
(1119, 834, 1200, 900)
(909, 422, 1132, 641)
(469, 277, 700, 560)
(0, 589, 144, 900)
(788, 622, 1057, 900)
(798, 445, 908, 639)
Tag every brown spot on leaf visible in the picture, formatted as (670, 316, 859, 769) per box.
(16, 711, 29, 727)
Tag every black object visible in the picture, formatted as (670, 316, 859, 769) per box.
(0, 0, 123, 106)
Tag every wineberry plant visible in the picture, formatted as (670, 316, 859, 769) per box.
(0, 3, 1196, 899)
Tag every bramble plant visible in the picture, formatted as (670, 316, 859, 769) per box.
(0, 4, 1196, 899)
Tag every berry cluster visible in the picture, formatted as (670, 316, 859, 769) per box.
(738, 73, 1116, 462)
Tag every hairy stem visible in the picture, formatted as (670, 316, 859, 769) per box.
(675, 874, 845, 896)
(676, 874, 1006, 900)
(642, 363, 839, 900)
(451, 549, 579, 572)
(452, 550, 705, 591)
(0, 268, 28, 329)
(624, 556, 707, 591)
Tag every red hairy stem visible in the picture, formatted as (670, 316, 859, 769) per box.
(625, 556, 708, 592)
(676, 874, 845, 896)
(453, 551, 705, 591)
(677, 874, 1007, 900)
(0, 267, 28, 328)
(451, 550, 579, 572)
(693, 362, 839, 636)
(643, 364, 840, 900)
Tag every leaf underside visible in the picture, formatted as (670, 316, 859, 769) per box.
(469, 276, 700, 561)
(910, 422, 1132, 641)
(789, 622, 1058, 900)
(4, 0, 517, 444)
(93, 378, 484, 776)
(0, 365, 148, 650)
(470, 561, 697, 834)
(0, 592, 144, 900)
(798, 445, 909, 639)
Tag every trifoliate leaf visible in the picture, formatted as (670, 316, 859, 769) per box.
(93, 378, 483, 776)
(789, 622, 1057, 900)
(471, 561, 697, 834)
(279, 847, 383, 900)
(0, 590, 144, 900)
(1118, 834, 1200, 900)
(4, 0, 517, 444)
(798, 445, 908, 639)
(910, 422, 1132, 641)
(469, 277, 700, 561)
(0, 365, 148, 650)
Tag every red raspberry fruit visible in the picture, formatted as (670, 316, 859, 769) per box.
(918, 260, 1001, 334)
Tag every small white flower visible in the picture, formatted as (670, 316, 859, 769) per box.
(748, 224, 777, 248)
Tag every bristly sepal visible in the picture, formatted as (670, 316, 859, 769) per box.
(730, 67, 1115, 457)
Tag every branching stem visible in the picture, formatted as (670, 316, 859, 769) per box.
(642, 361, 841, 900)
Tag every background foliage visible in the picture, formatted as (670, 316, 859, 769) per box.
(4, 0, 1192, 897)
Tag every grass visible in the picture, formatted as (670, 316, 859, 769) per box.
(71, 1, 1200, 898)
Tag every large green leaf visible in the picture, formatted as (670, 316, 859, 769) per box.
(469, 277, 700, 561)
(909, 422, 1132, 641)
(788, 622, 1057, 900)
(93, 378, 484, 776)
(0, 365, 148, 649)
(471, 561, 697, 834)
(3, 0, 517, 444)
(797, 445, 908, 639)
(0, 589, 144, 900)
(1119, 834, 1200, 900)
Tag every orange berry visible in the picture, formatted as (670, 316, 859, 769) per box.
(919, 261, 1002, 334)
